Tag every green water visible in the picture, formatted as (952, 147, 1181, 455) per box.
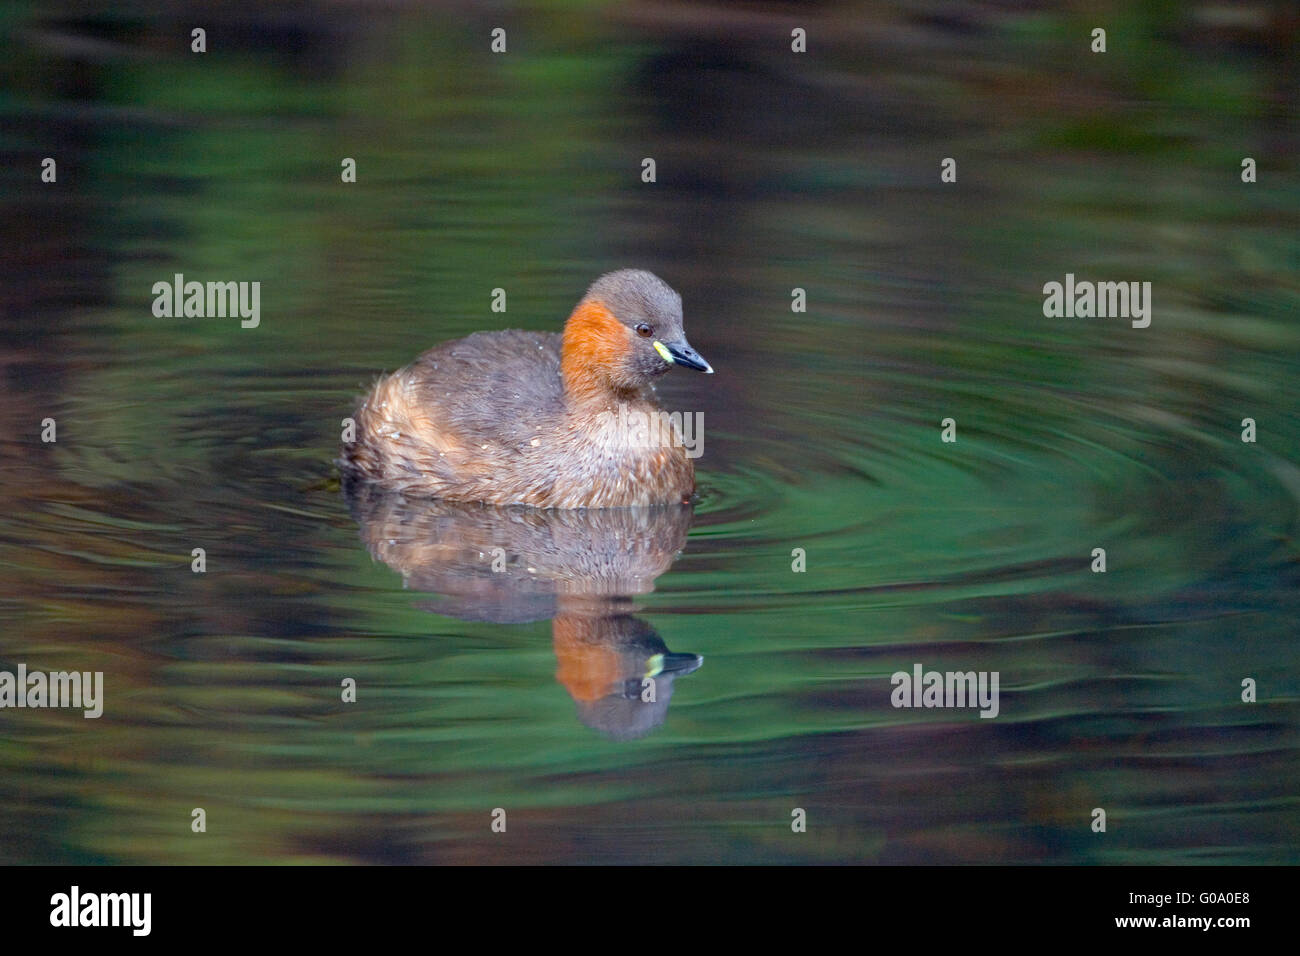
(1, 3, 1298, 864)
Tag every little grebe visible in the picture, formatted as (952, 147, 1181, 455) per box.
(341, 269, 712, 507)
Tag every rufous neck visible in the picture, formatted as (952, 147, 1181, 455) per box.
(561, 299, 632, 408)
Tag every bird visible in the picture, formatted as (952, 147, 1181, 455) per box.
(341, 269, 713, 508)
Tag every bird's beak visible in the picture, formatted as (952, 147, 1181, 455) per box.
(653, 339, 713, 374)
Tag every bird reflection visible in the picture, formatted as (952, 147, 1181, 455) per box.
(344, 481, 703, 739)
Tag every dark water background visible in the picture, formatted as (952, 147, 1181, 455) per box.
(1, 2, 1298, 863)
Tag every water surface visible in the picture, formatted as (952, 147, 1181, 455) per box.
(1, 2, 1298, 864)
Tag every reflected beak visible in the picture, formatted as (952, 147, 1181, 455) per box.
(654, 339, 714, 374)
(647, 652, 705, 677)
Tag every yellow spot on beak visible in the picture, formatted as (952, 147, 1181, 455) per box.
(652, 341, 674, 364)
(646, 653, 665, 677)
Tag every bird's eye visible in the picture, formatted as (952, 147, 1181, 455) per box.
(635, 323, 653, 338)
